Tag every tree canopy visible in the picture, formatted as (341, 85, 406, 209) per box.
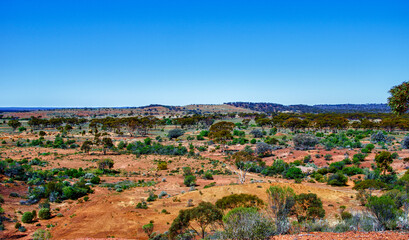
(388, 81, 409, 115)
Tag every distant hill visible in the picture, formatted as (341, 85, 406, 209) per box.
(0, 107, 55, 112)
(225, 102, 391, 113)
(313, 104, 390, 113)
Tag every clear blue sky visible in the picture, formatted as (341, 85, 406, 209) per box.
(1, 0, 408, 107)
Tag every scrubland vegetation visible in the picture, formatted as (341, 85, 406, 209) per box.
(1, 84, 409, 239)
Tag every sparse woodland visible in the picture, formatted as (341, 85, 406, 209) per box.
(1, 84, 409, 239)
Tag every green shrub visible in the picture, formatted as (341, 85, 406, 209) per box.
(97, 158, 114, 170)
(261, 159, 288, 176)
(117, 141, 127, 149)
(293, 134, 318, 150)
(266, 186, 296, 234)
(303, 155, 312, 163)
(136, 201, 148, 209)
(168, 129, 184, 139)
(342, 167, 363, 176)
(142, 222, 154, 238)
(203, 171, 213, 180)
(184, 175, 196, 187)
(324, 154, 332, 160)
(383, 189, 407, 208)
(182, 167, 192, 176)
(15, 222, 22, 229)
(21, 211, 34, 223)
(147, 192, 158, 202)
(222, 207, 275, 239)
(204, 182, 216, 189)
(329, 161, 345, 173)
(38, 208, 51, 220)
(327, 171, 348, 186)
(90, 176, 101, 184)
(285, 167, 304, 179)
(366, 195, 398, 230)
(32, 229, 52, 240)
(361, 148, 370, 154)
(341, 211, 353, 220)
(215, 194, 264, 210)
(169, 202, 222, 238)
(157, 161, 168, 170)
(353, 179, 387, 190)
(144, 137, 152, 145)
(295, 193, 325, 222)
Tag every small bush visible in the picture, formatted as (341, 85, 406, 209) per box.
(21, 211, 34, 223)
(402, 136, 409, 149)
(295, 193, 325, 222)
(215, 194, 264, 210)
(168, 129, 184, 139)
(366, 195, 398, 230)
(15, 222, 22, 229)
(157, 161, 168, 170)
(303, 155, 312, 163)
(341, 211, 353, 220)
(342, 167, 363, 176)
(222, 207, 275, 239)
(97, 158, 114, 170)
(286, 167, 304, 179)
(184, 175, 196, 187)
(250, 129, 264, 138)
(136, 201, 148, 209)
(32, 229, 52, 240)
(90, 176, 101, 184)
(328, 171, 348, 186)
(329, 161, 345, 173)
(158, 191, 168, 199)
(371, 131, 388, 143)
(38, 208, 51, 220)
(353, 179, 387, 190)
(147, 192, 158, 202)
(9, 192, 20, 198)
(255, 142, 272, 157)
(293, 134, 319, 150)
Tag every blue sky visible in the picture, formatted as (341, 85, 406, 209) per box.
(0, 0, 408, 107)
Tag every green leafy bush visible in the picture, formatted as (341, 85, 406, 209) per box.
(366, 195, 398, 230)
(353, 179, 387, 190)
(329, 161, 345, 173)
(136, 201, 148, 209)
(184, 175, 196, 187)
(38, 208, 51, 220)
(21, 211, 34, 223)
(327, 171, 348, 186)
(168, 129, 184, 139)
(203, 171, 213, 180)
(215, 194, 264, 210)
(90, 176, 101, 184)
(286, 167, 304, 179)
(342, 167, 363, 176)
